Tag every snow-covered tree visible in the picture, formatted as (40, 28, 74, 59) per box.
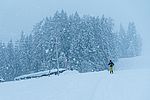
(4, 40, 15, 80)
(118, 22, 142, 58)
(127, 22, 142, 57)
(0, 42, 6, 80)
(118, 24, 128, 58)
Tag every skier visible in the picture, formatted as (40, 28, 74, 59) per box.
(108, 60, 114, 74)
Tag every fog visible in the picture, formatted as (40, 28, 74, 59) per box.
(0, 0, 149, 55)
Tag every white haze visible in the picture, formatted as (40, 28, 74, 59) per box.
(0, 0, 149, 55)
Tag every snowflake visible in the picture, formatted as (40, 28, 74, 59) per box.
(46, 49, 49, 53)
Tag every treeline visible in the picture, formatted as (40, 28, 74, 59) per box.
(0, 10, 142, 81)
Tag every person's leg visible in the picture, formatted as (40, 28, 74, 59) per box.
(110, 67, 113, 74)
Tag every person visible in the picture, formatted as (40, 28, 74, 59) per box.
(108, 60, 114, 74)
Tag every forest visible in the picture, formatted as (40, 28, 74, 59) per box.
(0, 10, 142, 81)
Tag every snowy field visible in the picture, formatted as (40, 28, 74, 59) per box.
(0, 56, 150, 100)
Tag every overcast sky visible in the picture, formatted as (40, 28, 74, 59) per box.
(0, 0, 150, 55)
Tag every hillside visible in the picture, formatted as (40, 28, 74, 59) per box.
(0, 56, 150, 100)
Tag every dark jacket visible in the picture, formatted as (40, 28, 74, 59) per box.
(108, 61, 114, 67)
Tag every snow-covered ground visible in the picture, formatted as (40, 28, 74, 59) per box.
(115, 56, 150, 70)
(0, 56, 150, 100)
